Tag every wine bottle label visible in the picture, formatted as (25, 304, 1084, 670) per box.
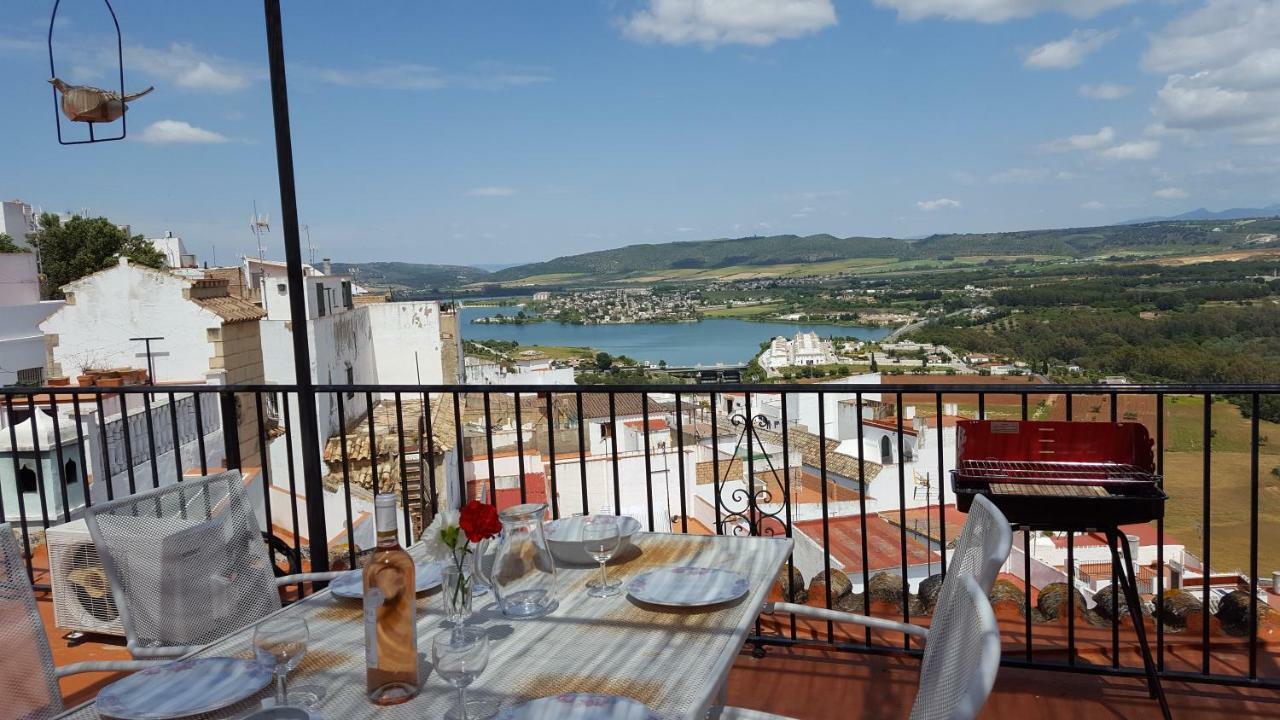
(364, 587, 384, 668)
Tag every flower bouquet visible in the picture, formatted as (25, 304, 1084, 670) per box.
(427, 501, 502, 623)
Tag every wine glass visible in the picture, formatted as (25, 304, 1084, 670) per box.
(432, 627, 492, 720)
(253, 616, 309, 707)
(583, 516, 622, 598)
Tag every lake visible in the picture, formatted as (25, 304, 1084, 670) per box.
(459, 306, 891, 366)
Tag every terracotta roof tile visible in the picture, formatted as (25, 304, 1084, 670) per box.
(193, 295, 267, 323)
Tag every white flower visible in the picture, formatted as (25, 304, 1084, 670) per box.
(421, 508, 461, 562)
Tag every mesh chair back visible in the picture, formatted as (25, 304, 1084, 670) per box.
(933, 495, 1011, 627)
(84, 472, 280, 654)
(0, 523, 63, 720)
(909, 574, 1001, 720)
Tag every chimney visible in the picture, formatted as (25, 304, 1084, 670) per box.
(1127, 534, 1140, 563)
(165, 230, 174, 238)
(322, 257, 331, 275)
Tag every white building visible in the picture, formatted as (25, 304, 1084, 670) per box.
(40, 257, 267, 472)
(758, 332, 837, 372)
(1, 200, 39, 253)
(147, 231, 197, 269)
(463, 355, 575, 386)
(0, 253, 63, 386)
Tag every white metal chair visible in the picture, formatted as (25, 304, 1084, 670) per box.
(720, 575, 1002, 720)
(0, 523, 159, 720)
(766, 494, 1012, 640)
(83, 471, 339, 659)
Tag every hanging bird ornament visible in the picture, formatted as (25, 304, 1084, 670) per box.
(49, 78, 153, 124)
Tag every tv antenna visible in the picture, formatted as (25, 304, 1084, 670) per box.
(302, 223, 316, 265)
(249, 201, 270, 260)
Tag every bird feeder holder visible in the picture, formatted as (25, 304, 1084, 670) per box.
(48, 0, 130, 144)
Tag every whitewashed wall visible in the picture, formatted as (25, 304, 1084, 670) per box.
(365, 301, 445, 386)
(42, 260, 220, 382)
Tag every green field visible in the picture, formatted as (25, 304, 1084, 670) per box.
(702, 303, 784, 318)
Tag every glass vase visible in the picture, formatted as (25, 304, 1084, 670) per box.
(441, 564, 473, 628)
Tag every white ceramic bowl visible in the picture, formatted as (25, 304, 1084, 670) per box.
(544, 515, 642, 566)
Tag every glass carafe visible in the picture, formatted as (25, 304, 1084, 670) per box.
(476, 503, 558, 619)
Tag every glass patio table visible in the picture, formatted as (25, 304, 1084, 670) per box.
(57, 531, 793, 720)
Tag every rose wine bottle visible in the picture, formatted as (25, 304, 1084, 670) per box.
(364, 494, 419, 705)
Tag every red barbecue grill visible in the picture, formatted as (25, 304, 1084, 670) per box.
(951, 420, 1171, 719)
(952, 420, 1166, 530)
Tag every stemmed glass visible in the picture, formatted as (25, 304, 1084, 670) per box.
(583, 516, 622, 598)
(253, 616, 310, 708)
(432, 627, 492, 720)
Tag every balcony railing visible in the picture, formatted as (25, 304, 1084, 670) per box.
(2, 381, 1278, 692)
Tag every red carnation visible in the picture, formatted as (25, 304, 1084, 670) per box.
(459, 501, 502, 543)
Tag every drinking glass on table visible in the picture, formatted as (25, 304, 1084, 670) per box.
(253, 616, 310, 707)
(432, 627, 493, 720)
(583, 516, 622, 598)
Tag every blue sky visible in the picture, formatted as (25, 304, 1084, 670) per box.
(2, 0, 1278, 266)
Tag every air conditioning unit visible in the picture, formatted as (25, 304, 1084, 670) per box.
(46, 518, 124, 637)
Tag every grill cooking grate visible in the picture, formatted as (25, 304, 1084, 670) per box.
(958, 459, 1154, 486)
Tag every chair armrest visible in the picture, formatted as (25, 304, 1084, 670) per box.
(765, 601, 930, 638)
(55, 659, 169, 677)
(276, 571, 344, 586)
(126, 642, 198, 659)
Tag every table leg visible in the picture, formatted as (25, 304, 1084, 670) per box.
(1108, 528, 1172, 720)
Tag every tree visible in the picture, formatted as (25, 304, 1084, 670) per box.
(0, 233, 29, 253)
(869, 352, 878, 372)
(34, 214, 164, 296)
(595, 351, 613, 371)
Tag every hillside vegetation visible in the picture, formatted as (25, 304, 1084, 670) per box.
(329, 261, 490, 291)
(488, 218, 1280, 283)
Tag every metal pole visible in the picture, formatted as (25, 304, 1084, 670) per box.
(263, 0, 329, 574)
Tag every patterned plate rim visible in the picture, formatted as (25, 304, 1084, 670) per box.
(625, 566, 750, 607)
(330, 560, 444, 598)
(97, 657, 273, 720)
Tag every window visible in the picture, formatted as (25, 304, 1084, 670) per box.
(345, 364, 355, 399)
(315, 284, 327, 317)
(18, 465, 37, 494)
(16, 367, 43, 386)
(64, 459, 78, 485)
(342, 280, 353, 309)
(600, 423, 613, 440)
(880, 435, 893, 465)
(277, 283, 287, 295)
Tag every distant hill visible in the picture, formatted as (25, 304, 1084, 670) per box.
(1123, 204, 1280, 224)
(487, 219, 1280, 283)
(486, 234, 904, 282)
(330, 261, 489, 291)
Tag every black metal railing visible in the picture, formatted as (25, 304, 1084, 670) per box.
(2, 381, 1277, 690)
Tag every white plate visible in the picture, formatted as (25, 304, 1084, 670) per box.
(497, 694, 660, 720)
(626, 566, 750, 607)
(329, 560, 444, 599)
(96, 657, 273, 720)
(544, 515, 642, 565)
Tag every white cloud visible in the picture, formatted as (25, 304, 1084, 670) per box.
(1144, 0, 1280, 144)
(676, 226, 697, 232)
(622, 0, 837, 47)
(917, 198, 962, 211)
(1042, 126, 1115, 152)
(137, 120, 228, 144)
(1153, 187, 1189, 199)
(1081, 200, 1106, 209)
(1100, 139, 1161, 160)
(316, 62, 552, 90)
(1024, 29, 1118, 69)
(128, 43, 253, 92)
(1078, 82, 1131, 99)
(872, 0, 1136, 23)
(466, 186, 516, 197)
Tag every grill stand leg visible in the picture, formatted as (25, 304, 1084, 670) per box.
(1108, 528, 1172, 720)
